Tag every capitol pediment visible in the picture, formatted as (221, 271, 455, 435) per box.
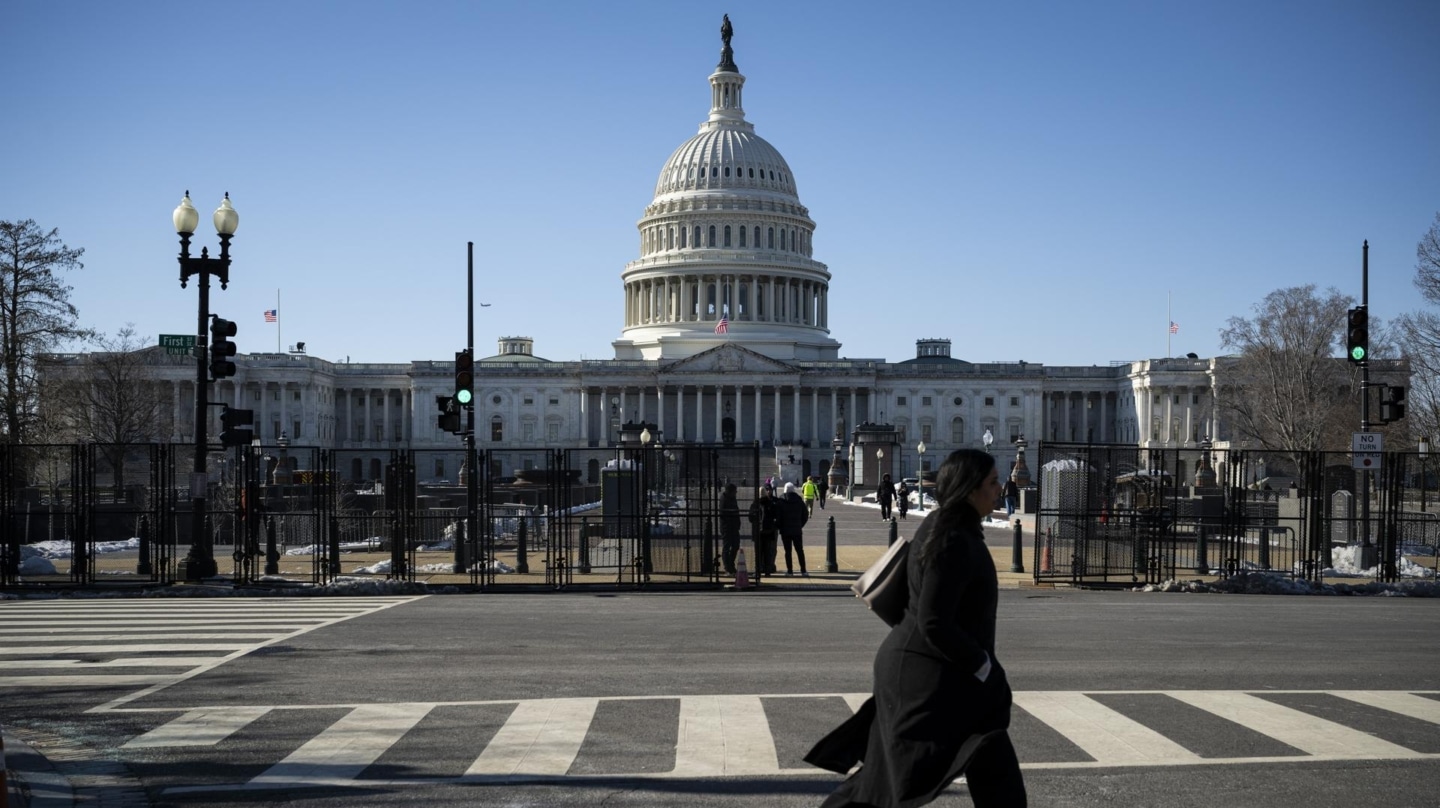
(663, 344, 797, 374)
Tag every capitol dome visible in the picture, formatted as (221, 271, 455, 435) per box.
(613, 18, 840, 363)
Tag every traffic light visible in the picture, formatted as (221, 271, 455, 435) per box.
(1381, 385, 1406, 423)
(436, 394, 462, 434)
(210, 316, 238, 379)
(218, 406, 254, 447)
(454, 349, 474, 406)
(1346, 307, 1369, 364)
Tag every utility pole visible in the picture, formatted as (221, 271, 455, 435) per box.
(1360, 241, 1375, 567)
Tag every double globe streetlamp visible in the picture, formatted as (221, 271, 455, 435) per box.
(916, 441, 926, 512)
(173, 191, 240, 581)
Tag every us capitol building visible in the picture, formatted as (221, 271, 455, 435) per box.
(77, 21, 1234, 484)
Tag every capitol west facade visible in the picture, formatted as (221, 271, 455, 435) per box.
(67, 27, 1235, 484)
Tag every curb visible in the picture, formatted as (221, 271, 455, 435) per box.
(1, 728, 77, 808)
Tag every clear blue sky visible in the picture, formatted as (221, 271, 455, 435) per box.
(4, 1, 1437, 367)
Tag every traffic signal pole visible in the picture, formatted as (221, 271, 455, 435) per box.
(1360, 240, 1374, 564)
(457, 242, 479, 575)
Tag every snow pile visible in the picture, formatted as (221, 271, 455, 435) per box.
(1322, 544, 1435, 579)
(1142, 571, 1440, 597)
(22, 538, 140, 558)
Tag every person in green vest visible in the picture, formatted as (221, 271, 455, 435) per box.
(802, 475, 820, 517)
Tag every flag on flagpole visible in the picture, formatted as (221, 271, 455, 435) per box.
(714, 315, 728, 334)
(264, 309, 278, 323)
(1169, 321, 1179, 334)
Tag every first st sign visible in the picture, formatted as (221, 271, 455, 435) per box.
(1352, 432, 1383, 470)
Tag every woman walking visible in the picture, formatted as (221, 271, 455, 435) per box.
(807, 448, 1026, 807)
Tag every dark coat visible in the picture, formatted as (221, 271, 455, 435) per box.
(806, 512, 1012, 807)
(876, 481, 896, 505)
(776, 491, 809, 535)
(747, 497, 777, 534)
(719, 491, 742, 537)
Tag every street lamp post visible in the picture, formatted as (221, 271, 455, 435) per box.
(983, 428, 994, 454)
(174, 191, 239, 581)
(916, 441, 926, 512)
(1419, 436, 1430, 513)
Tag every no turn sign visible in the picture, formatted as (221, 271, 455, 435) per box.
(1353, 432, 1383, 470)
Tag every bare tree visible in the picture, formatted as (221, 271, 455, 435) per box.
(0, 220, 91, 445)
(1219, 285, 1366, 471)
(1391, 212, 1440, 445)
(43, 326, 174, 493)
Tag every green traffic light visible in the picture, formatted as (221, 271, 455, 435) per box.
(456, 388, 473, 405)
(1350, 346, 1366, 362)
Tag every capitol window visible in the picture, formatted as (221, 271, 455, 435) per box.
(708, 225, 716, 247)
(724, 225, 731, 247)
(711, 167, 718, 177)
(748, 168, 754, 177)
(739, 227, 747, 247)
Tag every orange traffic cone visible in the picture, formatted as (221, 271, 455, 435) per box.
(1040, 528, 1053, 573)
(734, 548, 752, 589)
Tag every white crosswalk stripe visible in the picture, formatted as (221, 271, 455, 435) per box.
(0, 597, 424, 699)
(143, 689, 1440, 795)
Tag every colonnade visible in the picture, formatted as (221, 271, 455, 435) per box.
(583, 384, 866, 448)
(624, 273, 828, 328)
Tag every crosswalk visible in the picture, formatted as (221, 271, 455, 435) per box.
(5, 598, 1439, 794)
(0, 596, 421, 707)
(118, 689, 1440, 795)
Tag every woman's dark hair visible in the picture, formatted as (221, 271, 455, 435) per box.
(918, 449, 996, 567)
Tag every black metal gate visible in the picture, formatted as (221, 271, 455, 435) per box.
(1033, 442, 1432, 586)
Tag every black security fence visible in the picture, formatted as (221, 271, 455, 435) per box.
(1033, 442, 1439, 586)
(2, 440, 760, 591)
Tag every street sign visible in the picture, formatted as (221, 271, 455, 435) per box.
(1352, 432, 1383, 470)
(160, 333, 196, 356)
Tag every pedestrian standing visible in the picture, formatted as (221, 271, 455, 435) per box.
(817, 476, 828, 509)
(777, 481, 810, 576)
(896, 479, 910, 520)
(1003, 478, 1019, 518)
(876, 473, 896, 520)
(747, 485, 779, 575)
(719, 482, 742, 574)
(807, 448, 1026, 807)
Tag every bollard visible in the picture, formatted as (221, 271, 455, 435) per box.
(825, 516, 838, 573)
(1010, 519, 1025, 573)
(1195, 525, 1209, 574)
(578, 516, 592, 574)
(328, 515, 341, 576)
(137, 513, 153, 575)
(888, 517, 899, 546)
(516, 515, 530, 574)
(1258, 526, 1271, 570)
(264, 515, 279, 576)
(453, 516, 468, 575)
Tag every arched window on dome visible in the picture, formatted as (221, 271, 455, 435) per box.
(711, 166, 718, 177)
(724, 226, 732, 247)
(769, 170, 775, 181)
(767, 227, 774, 249)
(780, 229, 786, 251)
(708, 226, 716, 247)
(739, 227, 747, 248)
(667, 228, 674, 250)
(694, 226, 702, 248)
(748, 168, 754, 178)
(753, 226, 761, 247)
(724, 166, 730, 177)
(679, 227, 687, 249)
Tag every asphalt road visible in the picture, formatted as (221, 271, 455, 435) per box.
(3, 588, 1439, 807)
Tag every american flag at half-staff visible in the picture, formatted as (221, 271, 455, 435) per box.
(714, 315, 728, 334)
(264, 309, 278, 323)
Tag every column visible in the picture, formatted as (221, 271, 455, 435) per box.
(849, 389, 857, 434)
(714, 384, 723, 441)
(754, 385, 763, 444)
(773, 389, 781, 443)
(792, 385, 800, 444)
(657, 385, 666, 440)
(580, 388, 589, 444)
(677, 385, 686, 442)
(811, 387, 819, 446)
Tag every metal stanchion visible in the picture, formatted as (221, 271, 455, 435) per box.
(888, 517, 899, 546)
(1011, 519, 1025, 573)
(825, 516, 837, 573)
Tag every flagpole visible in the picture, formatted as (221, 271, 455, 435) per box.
(1167, 291, 1172, 358)
(276, 289, 281, 353)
